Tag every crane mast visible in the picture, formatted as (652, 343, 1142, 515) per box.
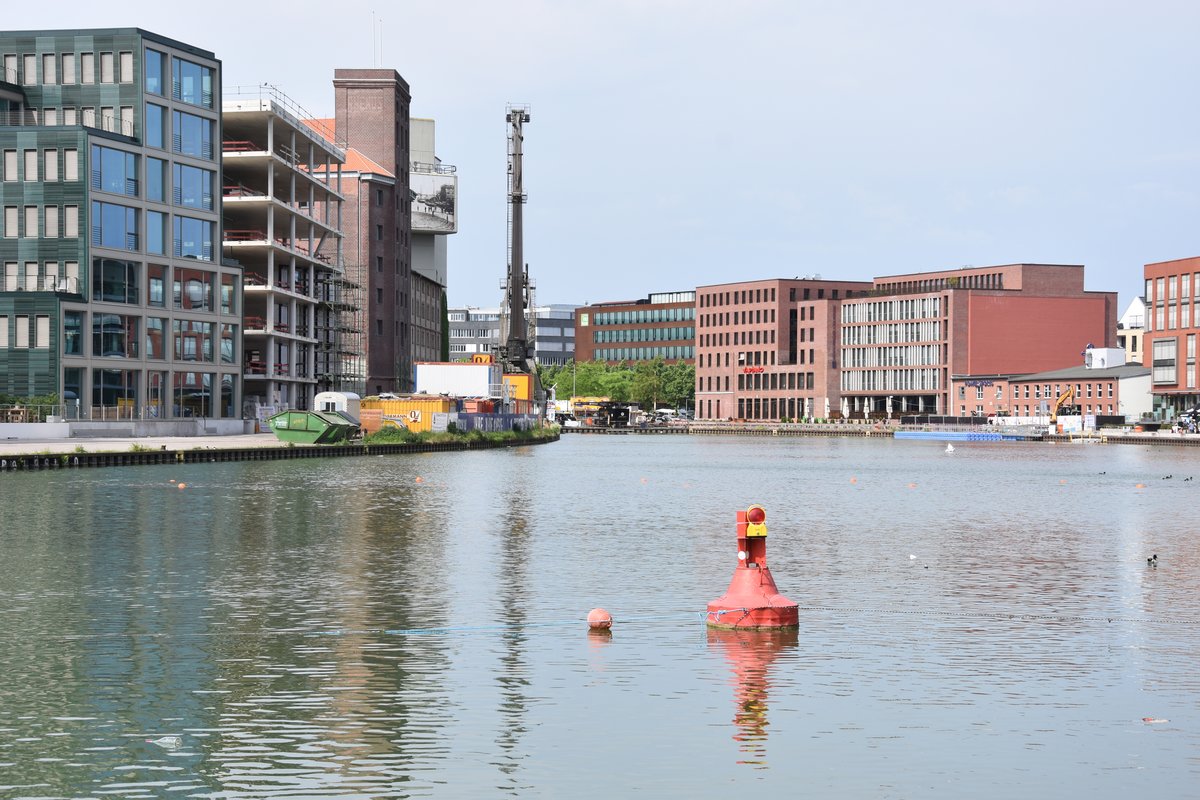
(499, 105, 541, 404)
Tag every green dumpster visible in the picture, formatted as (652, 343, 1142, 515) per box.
(268, 410, 358, 444)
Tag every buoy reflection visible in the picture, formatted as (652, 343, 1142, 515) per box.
(707, 626, 798, 768)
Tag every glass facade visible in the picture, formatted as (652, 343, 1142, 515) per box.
(1, 29, 237, 418)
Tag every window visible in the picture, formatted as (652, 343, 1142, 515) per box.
(91, 202, 138, 250)
(3, 54, 15, 83)
(23, 150, 37, 181)
(35, 315, 49, 348)
(2, 150, 14, 181)
(93, 313, 138, 358)
(377, 224, 383, 240)
(172, 216, 214, 261)
(22, 54, 35, 85)
(100, 52, 114, 83)
(41, 53, 56, 84)
(171, 57, 214, 107)
(221, 274, 235, 314)
(44, 206, 59, 238)
(62, 108, 76, 126)
(146, 210, 166, 254)
(91, 145, 138, 196)
(172, 110, 214, 159)
(119, 51, 133, 83)
(173, 163, 214, 209)
(81, 52, 94, 84)
(1153, 338, 1178, 384)
(61, 53, 75, 84)
(148, 264, 166, 307)
(64, 311, 82, 355)
(173, 267, 213, 310)
(146, 317, 167, 359)
(120, 107, 134, 137)
(146, 158, 166, 202)
(24, 206, 37, 237)
(15, 316, 29, 347)
(2, 263, 14, 291)
(42, 108, 58, 126)
(220, 324, 236, 364)
(92, 257, 140, 304)
(376, 256, 383, 273)
(145, 49, 166, 94)
(64, 205, 79, 237)
(145, 104, 166, 149)
(81, 107, 95, 128)
(64, 149, 78, 181)
(24, 262, 38, 291)
(43, 149, 58, 182)
(173, 319, 213, 361)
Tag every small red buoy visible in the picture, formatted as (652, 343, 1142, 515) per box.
(177, 483, 187, 490)
(587, 608, 613, 630)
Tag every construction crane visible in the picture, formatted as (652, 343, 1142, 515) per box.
(497, 105, 544, 405)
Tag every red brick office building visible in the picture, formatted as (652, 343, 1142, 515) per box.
(574, 291, 695, 364)
(695, 265, 1117, 421)
(1143, 255, 1200, 416)
(695, 278, 871, 421)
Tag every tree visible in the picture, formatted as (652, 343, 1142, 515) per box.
(663, 362, 696, 411)
(631, 357, 668, 409)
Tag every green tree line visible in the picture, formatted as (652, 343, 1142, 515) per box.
(537, 358, 695, 411)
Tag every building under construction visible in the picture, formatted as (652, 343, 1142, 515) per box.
(222, 85, 361, 413)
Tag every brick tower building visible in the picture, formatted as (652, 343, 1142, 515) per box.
(332, 69, 413, 393)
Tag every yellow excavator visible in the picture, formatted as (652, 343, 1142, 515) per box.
(1050, 386, 1076, 423)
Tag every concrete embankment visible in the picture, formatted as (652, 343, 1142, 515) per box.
(0, 432, 559, 471)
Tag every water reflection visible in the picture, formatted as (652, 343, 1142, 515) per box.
(707, 626, 798, 768)
(493, 479, 533, 793)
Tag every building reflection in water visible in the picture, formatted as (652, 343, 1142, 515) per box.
(707, 626, 798, 768)
(493, 481, 532, 792)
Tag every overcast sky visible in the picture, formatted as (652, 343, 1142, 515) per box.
(11, 1, 1199, 310)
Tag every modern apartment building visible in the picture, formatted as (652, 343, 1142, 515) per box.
(695, 278, 872, 421)
(222, 87, 351, 414)
(0, 28, 241, 420)
(1117, 296, 1146, 367)
(1143, 256, 1200, 417)
(573, 291, 695, 365)
(409, 117, 454, 364)
(449, 303, 577, 365)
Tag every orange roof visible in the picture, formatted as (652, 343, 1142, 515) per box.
(307, 147, 394, 178)
(300, 117, 338, 143)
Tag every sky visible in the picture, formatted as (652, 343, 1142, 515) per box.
(10, 1, 1200, 311)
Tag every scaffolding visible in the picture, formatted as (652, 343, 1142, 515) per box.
(316, 272, 365, 396)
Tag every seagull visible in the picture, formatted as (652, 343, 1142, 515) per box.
(945, 444, 955, 453)
(1147, 554, 1158, 566)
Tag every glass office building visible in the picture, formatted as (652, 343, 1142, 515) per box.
(0, 28, 241, 419)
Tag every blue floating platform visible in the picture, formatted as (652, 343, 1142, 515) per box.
(894, 430, 1005, 442)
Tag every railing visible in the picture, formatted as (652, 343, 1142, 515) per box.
(411, 160, 458, 175)
(222, 139, 263, 153)
(0, 110, 39, 127)
(1, 275, 81, 294)
(222, 182, 265, 198)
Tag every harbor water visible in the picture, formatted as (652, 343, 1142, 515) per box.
(1, 435, 1198, 798)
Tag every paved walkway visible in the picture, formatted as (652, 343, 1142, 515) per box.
(0, 433, 288, 457)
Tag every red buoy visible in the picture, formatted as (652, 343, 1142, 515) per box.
(706, 505, 799, 629)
